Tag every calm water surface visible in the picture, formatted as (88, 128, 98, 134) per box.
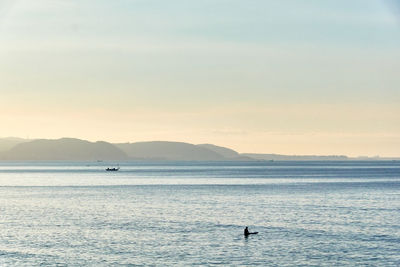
(0, 161, 399, 266)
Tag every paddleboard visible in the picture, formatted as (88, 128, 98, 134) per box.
(245, 232, 258, 236)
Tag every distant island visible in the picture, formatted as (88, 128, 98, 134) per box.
(0, 137, 398, 161)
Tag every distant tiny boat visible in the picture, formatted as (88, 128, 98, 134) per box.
(106, 167, 120, 171)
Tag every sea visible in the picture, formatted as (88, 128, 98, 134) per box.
(0, 160, 399, 266)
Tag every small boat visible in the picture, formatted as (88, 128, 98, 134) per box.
(105, 167, 120, 171)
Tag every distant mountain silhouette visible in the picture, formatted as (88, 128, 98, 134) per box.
(2, 138, 128, 160)
(197, 144, 239, 158)
(2, 137, 392, 161)
(0, 137, 30, 152)
(242, 153, 348, 161)
(1, 138, 249, 161)
(116, 141, 226, 161)
(197, 144, 255, 161)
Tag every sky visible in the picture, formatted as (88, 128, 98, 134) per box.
(0, 0, 399, 156)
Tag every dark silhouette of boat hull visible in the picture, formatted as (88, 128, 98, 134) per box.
(105, 167, 120, 171)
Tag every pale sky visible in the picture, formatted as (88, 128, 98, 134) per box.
(0, 0, 399, 156)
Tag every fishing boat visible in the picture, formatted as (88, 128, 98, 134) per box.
(105, 166, 120, 171)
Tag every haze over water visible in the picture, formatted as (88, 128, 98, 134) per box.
(0, 161, 399, 266)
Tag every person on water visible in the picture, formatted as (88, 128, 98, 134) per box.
(244, 226, 250, 236)
(244, 226, 258, 236)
